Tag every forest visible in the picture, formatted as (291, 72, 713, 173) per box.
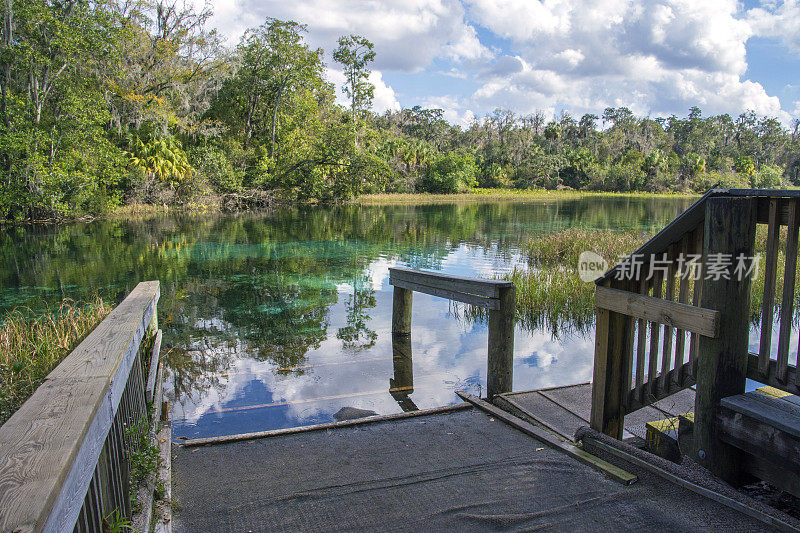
(2, 0, 800, 221)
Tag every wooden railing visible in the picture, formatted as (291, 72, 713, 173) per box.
(749, 195, 800, 393)
(0, 281, 160, 532)
(591, 189, 800, 438)
(388, 267, 515, 399)
(591, 191, 718, 438)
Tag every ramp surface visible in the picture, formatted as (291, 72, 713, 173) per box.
(499, 383, 696, 441)
(173, 407, 765, 532)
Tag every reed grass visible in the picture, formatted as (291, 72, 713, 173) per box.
(463, 229, 651, 335)
(508, 229, 649, 334)
(499, 226, 798, 335)
(527, 228, 650, 267)
(0, 297, 111, 426)
(356, 189, 697, 205)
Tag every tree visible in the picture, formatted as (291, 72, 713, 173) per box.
(333, 34, 375, 120)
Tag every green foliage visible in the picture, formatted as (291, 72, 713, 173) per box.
(419, 152, 477, 193)
(102, 510, 133, 533)
(125, 415, 160, 513)
(752, 164, 783, 188)
(0, 2, 798, 220)
(126, 135, 193, 191)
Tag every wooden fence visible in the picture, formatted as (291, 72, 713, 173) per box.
(590, 189, 800, 473)
(388, 267, 515, 399)
(0, 281, 160, 532)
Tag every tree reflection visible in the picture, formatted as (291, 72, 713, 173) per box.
(0, 197, 695, 402)
(337, 275, 377, 351)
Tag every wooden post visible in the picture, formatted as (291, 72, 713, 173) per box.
(487, 285, 515, 399)
(693, 196, 756, 483)
(392, 287, 412, 335)
(390, 333, 417, 411)
(590, 293, 634, 440)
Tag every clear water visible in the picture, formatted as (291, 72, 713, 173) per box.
(0, 197, 695, 440)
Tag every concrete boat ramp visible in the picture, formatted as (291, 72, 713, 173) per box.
(171, 384, 798, 532)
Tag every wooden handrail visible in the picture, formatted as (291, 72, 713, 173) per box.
(595, 286, 719, 338)
(388, 267, 515, 399)
(0, 281, 160, 532)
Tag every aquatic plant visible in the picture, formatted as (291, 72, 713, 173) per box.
(0, 297, 111, 426)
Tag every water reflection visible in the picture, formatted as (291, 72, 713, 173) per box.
(0, 197, 694, 439)
(391, 333, 417, 412)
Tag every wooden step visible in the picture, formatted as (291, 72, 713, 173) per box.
(718, 388, 800, 492)
(720, 389, 800, 439)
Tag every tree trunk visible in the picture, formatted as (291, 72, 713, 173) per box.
(270, 86, 284, 160)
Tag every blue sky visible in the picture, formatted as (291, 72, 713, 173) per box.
(200, 0, 800, 127)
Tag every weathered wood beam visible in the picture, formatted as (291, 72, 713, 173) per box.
(594, 286, 719, 338)
(389, 276, 500, 310)
(693, 196, 756, 484)
(389, 266, 511, 298)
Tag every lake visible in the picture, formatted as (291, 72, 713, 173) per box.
(0, 196, 695, 440)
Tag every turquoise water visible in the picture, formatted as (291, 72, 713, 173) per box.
(0, 198, 694, 439)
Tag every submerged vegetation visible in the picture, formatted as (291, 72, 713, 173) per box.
(1, 1, 799, 222)
(0, 297, 111, 425)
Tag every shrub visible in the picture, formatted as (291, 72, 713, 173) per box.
(419, 152, 478, 193)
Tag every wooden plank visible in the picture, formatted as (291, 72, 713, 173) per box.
(589, 307, 611, 433)
(718, 405, 800, 474)
(647, 271, 663, 398)
(759, 199, 781, 376)
(689, 225, 704, 377)
(389, 276, 500, 310)
(388, 266, 511, 298)
(673, 235, 691, 385)
(635, 277, 648, 396)
(777, 200, 799, 382)
(721, 392, 800, 439)
(590, 305, 633, 439)
(594, 285, 719, 338)
(660, 253, 677, 393)
(456, 392, 638, 485)
(0, 281, 159, 533)
(145, 330, 162, 404)
(391, 287, 413, 334)
(626, 362, 695, 411)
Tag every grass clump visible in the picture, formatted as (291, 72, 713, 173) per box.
(463, 229, 651, 335)
(0, 297, 111, 426)
(355, 189, 697, 205)
(515, 229, 649, 334)
(527, 228, 649, 267)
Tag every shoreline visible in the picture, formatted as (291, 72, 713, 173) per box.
(1, 189, 702, 225)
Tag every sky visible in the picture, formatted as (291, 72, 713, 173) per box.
(196, 0, 800, 128)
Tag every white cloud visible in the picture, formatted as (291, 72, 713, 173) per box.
(748, 0, 800, 54)
(464, 0, 788, 122)
(192, 0, 795, 125)
(326, 68, 401, 114)
(369, 71, 402, 113)
(205, 0, 490, 72)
